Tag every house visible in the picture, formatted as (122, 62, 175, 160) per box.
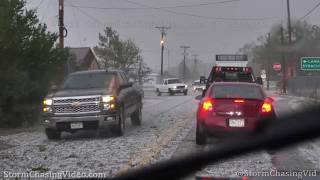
(68, 47, 100, 73)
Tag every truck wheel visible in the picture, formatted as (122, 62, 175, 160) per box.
(131, 102, 142, 126)
(196, 123, 206, 145)
(115, 107, 125, 136)
(169, 89, 175, 96)
(184, 90, 188, 96)
(45, 128, 61, 140)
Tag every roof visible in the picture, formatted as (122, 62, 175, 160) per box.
(164, 78, 180, 80)
(69, 47, 100, 70)
(70, 69, 123, 75)
(69, 47, 91, 65)
(211, 82, 261, 87)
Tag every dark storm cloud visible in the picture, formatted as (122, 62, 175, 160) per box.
(26, 0, 320, 71)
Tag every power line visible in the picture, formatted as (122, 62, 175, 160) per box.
(65, 1, 105, 27)
(65, 1, 133, 39)
(69, 1, 83, 46)
(122, 0, 276, 21)
(65, 0, 240, 10)
(300, 1, 320, 20)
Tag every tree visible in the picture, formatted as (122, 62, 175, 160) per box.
(238, 20, 320, 79)
(0, 0, 69, 127)
(94, 27, 141, 71)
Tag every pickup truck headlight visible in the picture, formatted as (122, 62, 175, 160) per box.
(185, 85, 188, 88)
(43, 98, 53, 113)
(173, 86, 177, 89)
(101, 95, 115, 110)
(43, 99, 53, 106)
(102, 95, 115, 103)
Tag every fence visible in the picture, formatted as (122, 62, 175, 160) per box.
(287, 76, 320, 99)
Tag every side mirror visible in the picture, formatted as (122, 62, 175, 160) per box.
(51, 85, 58, 92)
(120, 83, 132, 89)
(129, 78, 135, 83)
(200, 76, 207, 84)
(265, 97, 274, 103)
(195, 95, 202, 100)
(256, 77, 263, 85)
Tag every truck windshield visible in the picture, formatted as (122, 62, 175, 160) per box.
(168, 79, 182, 84)
(62, 73, 115, 89)
(212, 84, 264, 100)
(211, 71, 254, 83)
(193, 81, 201, 85)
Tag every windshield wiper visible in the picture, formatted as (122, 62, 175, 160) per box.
(110, 105, 320, 180)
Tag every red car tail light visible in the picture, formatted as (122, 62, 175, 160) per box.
(198, 98, 214, 120)
(202, 99, 213, 111)
(261, 102, 272, 113)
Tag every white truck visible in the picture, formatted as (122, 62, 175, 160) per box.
(155, 78, 188, 96)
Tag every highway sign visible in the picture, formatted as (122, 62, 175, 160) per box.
(301, 57, 320, 71)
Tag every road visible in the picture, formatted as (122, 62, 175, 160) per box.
(0, 89, 319, 179)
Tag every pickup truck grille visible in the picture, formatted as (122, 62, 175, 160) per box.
(53, 97, 100, 104)
(55, 105, 100, 114)
(53, 96, 101, 114)
(177, 86, 185, 89)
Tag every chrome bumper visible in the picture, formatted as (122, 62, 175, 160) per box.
(43, 114, 118, 130)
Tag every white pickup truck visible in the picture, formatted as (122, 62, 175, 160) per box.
(155, 78, 188, 96)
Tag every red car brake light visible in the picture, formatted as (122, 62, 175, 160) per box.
(202, 99, 213, 111)
(198, 98, 214, 120)
(261, 102, 272, 113)
(214, 66, 221, 72)
(234, 99, 245, 103)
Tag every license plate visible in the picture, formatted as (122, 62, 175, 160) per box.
(70, 122, 83, 129)
(229, 119, 245, 127)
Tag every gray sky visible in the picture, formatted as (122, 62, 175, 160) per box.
(26, 0, 320, 71)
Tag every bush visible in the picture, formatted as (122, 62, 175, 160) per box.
(0, 0, 69, 127)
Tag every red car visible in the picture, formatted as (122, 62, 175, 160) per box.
(196, 82, 276, 145)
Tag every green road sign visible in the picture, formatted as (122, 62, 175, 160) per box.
(301, 57, 320, 71)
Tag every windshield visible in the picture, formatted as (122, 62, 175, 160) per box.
(168, 79, 182, 84)
(211, 72, 255, 83)
(62, 73, 115, 89)
(2, 1, 320, 180)
(212, 84, 264, 100)
(193, 81, 201, 85)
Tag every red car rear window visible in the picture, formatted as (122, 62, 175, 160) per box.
(211, 84, 264, 100)
(212, 71, 254, 82)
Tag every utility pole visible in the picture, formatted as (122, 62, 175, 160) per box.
(138, 55, 142, 85)
(266, 33, 271, 90)
(287, 0, 292, 45)
(287, 0, 294, 78)
(167, 48, 170, 72)
(281, 25, 287, 94)
(180, 46, 190, 81)
(192, 54, 198, 74)
(59, 0, 64, 49)
(155, 26, 170, 78)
